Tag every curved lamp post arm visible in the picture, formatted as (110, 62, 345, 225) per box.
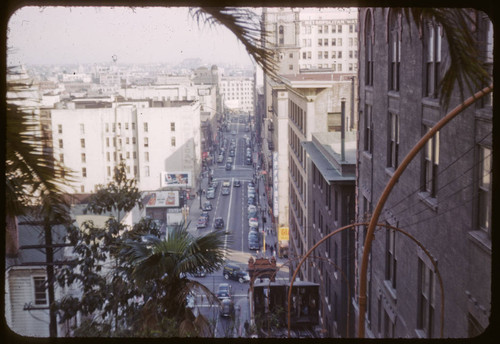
(357, 84, 493, 338)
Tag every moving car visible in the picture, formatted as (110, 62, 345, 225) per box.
(219, 298, 234, 317)
(225, 162, 232, 171)
(221, 187, 230, 196)
(223, 264, 250, 283)
(217, 155, 224, 163)
(233, 179, 241, 187)
(229, 150, 235, 157)
(217, 283, 232, 300)
(231, 130, 236, 136)
(201, 211, 210, 221)
(222, 180, 231, 187)
(227, 157, 233, 164)
(246, 157, 252, 165)
(214, 217, 224, 229)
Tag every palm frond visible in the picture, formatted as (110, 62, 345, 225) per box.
(191, 7, 278, 79)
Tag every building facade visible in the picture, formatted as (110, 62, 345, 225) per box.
(220, 76, 255, 114)
(355, 8, 492, 338)
(49, 98, 202, 194)
(303, 131, 356, 337)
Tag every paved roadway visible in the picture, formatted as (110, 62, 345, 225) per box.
(185, 118, 287, 338)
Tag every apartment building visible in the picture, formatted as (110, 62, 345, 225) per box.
(49, 98, 202, 194)
(220, 75, 255, 114)
(355, 9, 492, 338)
(303, 130, 356, 337)
(267, 72, 355, 271)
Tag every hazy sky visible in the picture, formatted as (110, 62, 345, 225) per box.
(7, 6, 254, 66)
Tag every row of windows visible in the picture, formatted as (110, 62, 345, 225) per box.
(300, 23, 358, 35)
(301, 50, 358, 60)
(289, 183, 305, 232)
(289, 100, 306, 134)
(289, 127, 304, 166)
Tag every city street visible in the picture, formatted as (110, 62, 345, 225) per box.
(183, 115, 287, 337)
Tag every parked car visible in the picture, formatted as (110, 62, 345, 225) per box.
(217, 155, 224, 163)
(227, 157, 233, 164)
(229, 150, 235, 157)
(201, 211, 209, 221)
(210, 181, 219, 189)
(203, 201, 212, 211)
(248, 231, 260, 250)
(206, 187, 215, 199)
(248, 181, 255, 188)
(225, 162, 232, 171)
(217, 283, 232, 300)
(223, 264, 250, 283)
(248, 205, 257, 218)
(249, 217, 259, 227)
(214, 217, 224, 229)
(233, 179, 241, 187)
(219, 298, 235, 317)
(197, 217, 208, 229)
(221, 187, 230, 196)
(231, 130, 236, 136)
(247, 197, 256, 205)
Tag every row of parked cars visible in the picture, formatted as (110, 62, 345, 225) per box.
(246, 182, 261, 250)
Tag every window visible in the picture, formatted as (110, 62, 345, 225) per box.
(106, 152, 110, 162)
(171, 137, 176, 147)
(334, 190, 338, 221)
(125, 122, 129, 130)
(144, 122, 148, 132)
(324, 39, 329, 46)
(338, 38, 342, 46)
(424, 21, 442, 98)
(112, 123, 116, 132)
(59, 153, 64, 163)
(338, 63, 342, 71)
(132, 137, 136, 145)
(289, 52, 293, 58)
(33, 277, 47, 305)
(349, 63, 353, 71)
(126, 151, 130, 159)
(349, 37, 353, 46)
(332, 38, 336, 46)
(133, 151, 137, 159)
(349, 24, 354, 33)
(417, 258, 435, 338)
(478, 146, 491, 235)
(338, 51, 342, 58)
(144, 137, 149, 147)
(81, 153, 86, 163)
(332, 51, 336, 58)
(318, 51, 323, 59)
(338, 24, 342, 33)
(59, 139, 63, 148)
(279, 25, 284, 44)
(289, 64, 293, 70)
(57, 124, 62, 134)
(80, 123, 85, 134)
(324, 51, 328, 59)
(113, 137, 116, 147)
(82, 167, 87, 178)
(80, 138, 85, 148)
(422, 127, 439, 197)
(318, 39, 323, 46)
(389, 11, 401, 91)
(349, 50, 353, 58)
(107, 166, 111, 176)
(303, 52, 307, 59)
(145, 166, 150, 177)
(106, 123, 109, 132)
(365, 10, 374, 86)
(324, 25, 328, 33)
(318, 25, 322, 34)
(134, 165, 138, 176)
(132, 122, 136, 130)
(388, 112, 399, 169)
(385, 226, 397, 289)
(144, 151, 149, 162)
(308, 51, 311, 59)
(364, 105, 373, 153)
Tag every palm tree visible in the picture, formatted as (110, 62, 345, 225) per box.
(122, 224, 228, 333)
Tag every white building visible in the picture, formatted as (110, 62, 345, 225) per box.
(49, 98, 202, 193)
(262, 7, 359, 73)
(220, 76, 255, 114)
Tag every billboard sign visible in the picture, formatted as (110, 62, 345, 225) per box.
(278, 227, 289, 241)
(161, 171, 192, 187)
(145, 191, 180, 207)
